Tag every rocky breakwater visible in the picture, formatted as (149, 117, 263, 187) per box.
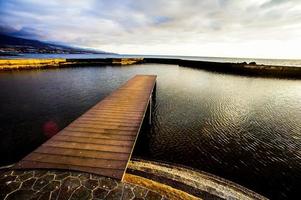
(180, 60, 301, 78)
(143, 58, 301, 79)
(0, 58, 144, 71)
(0, 59, 66, 70)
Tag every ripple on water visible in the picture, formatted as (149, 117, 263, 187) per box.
(0, 65, 301, 199)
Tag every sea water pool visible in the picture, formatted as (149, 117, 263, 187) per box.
(0, 64, 300, 199)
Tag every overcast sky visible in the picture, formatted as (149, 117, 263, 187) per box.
(1, 0, 301, 58)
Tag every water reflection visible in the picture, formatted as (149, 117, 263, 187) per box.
(0, 64, 300, 199)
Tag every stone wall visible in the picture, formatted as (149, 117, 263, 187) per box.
(0, 59, 66, 70)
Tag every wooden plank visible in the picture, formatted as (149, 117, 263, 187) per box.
(86, 111, 144, 117)
(43, 138, 132, 153)
(52, 135, 133, 146)
(68, 123, 138, 131)
(63, 127, 137, 135)
(75, 119, 141, 127)
(83, 113, 142, 120)
(24, 153, 126, 169)
(15, 75, 157, 180)
(60, 130, 136, 141)
(34, 146, 130, 160)
(80, 117, 142, 123)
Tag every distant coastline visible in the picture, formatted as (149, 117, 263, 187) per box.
(0, 33, 114, 55)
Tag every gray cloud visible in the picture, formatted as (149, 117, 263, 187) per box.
(1, 0, 301, 58)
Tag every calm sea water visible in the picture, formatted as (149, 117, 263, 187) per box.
(0, 64, 301, 199)
(2, 53, 301, 67)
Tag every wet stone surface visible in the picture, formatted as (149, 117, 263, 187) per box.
(0, 170, 165, 200)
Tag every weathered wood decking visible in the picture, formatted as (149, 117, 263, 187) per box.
(15, 75, 157, 180)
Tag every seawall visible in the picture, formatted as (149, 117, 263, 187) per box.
(0, 57, 300, 79)
(0, 58, 144, 70)
(143, 58, 301, 79)
(0, 59, 66, 70)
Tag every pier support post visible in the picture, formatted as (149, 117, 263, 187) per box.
(153, 82, 157, 100)
(148, 95, 152, 125)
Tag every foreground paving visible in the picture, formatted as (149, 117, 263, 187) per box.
(0, 159, 268, 200)
(0, 169, 165, 200)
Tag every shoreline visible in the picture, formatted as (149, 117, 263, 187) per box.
(143, 58, 301, 79)
(0, 159, 267, 200)
(0, 57, 300, 79)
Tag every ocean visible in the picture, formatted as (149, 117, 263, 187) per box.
(1, 53, 301, 67)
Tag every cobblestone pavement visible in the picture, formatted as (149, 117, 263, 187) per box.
(0, 170, 166, 200)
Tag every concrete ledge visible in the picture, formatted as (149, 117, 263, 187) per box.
(124, 174, 198, 200)
(126, 159, 268, 200)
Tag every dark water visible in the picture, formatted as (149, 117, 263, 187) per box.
(0, 64, 301, 199)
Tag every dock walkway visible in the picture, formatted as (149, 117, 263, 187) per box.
(15, 75, 157, 180)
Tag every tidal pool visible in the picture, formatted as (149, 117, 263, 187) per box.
(0, 64, 300, 199)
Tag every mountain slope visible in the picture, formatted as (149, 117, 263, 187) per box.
(0, 34, 111, 54)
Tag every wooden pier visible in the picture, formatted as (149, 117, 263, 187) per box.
(15, 75, 157, 180)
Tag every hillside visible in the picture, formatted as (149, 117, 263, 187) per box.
(0, 34, 110, 55)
